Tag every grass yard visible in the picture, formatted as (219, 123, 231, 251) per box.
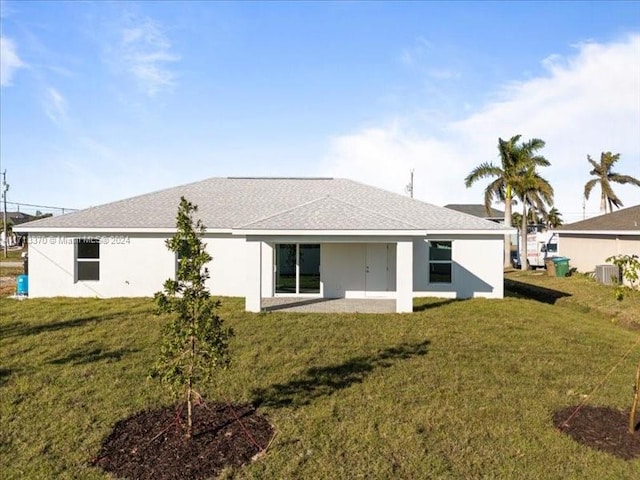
(1, 274, 639, 479)
(1, 246, 27, 261)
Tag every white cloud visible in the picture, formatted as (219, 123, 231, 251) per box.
(321, 34, 640, 223)
(117, 15, 179, 96)
(43, 87, 68, 124)
(0, 35, 25, 86)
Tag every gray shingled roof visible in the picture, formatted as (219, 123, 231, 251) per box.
(6, 211, 37, 225)
(444, 204, 505, 219)
(18, 177, 508, 232)
(558, 205, 640, 232)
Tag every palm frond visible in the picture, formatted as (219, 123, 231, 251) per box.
(586, 155, 600, 172)
(484, 177, 505, 213)
(529, 154, 551, 167)
(583, 178, 598, 199)
(464, 163, 502, 188)
(601, 179, 620, 204)
(609, 174, 640, 187)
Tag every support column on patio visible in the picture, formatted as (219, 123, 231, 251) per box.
(245, 240, 262, 312)
(396, 240, 413, 313)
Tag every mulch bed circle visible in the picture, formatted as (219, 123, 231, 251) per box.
(92, 401, 275, 480)
(554, 405, 640, 460)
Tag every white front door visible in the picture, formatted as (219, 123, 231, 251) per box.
(365, 243, 389, 296)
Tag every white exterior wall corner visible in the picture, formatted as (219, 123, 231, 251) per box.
(412, 235, 504, 299)
(244, 240, 262, 312)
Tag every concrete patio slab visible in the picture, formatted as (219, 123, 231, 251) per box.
(261, 297, 396, 313)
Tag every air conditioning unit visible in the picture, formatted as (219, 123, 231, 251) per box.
(595, 264, 621, 285)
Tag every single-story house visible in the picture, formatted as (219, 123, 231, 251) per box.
(5, 211, 37, 225)
(16, 177, 512, 313)
(557, 205, 640, 274)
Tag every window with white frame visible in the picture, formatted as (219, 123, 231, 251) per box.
(76, 238, 100, 281)
(429, 240, 452, 284)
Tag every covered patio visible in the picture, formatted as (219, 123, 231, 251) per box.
(244, 237, 415, 314)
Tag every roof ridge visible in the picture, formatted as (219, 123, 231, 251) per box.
(329, 196, 422, 229)
(237, 195, 422, 230)
(235, 196, 329, 228)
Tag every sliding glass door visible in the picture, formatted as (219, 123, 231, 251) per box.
(299, 244, 320, 293)
(275, 244, 320, 294)
(275, 244, 297, 293)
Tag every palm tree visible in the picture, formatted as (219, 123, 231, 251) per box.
(584, 152, 640, 214)
(545, 207, 563, 229)
(465, 135, 549, 268)
(513, 167, 554, 270)
(526, 207, 542, 225)
(511, 212, 522, 230)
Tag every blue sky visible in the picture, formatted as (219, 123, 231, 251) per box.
(1, 1, 639, 222)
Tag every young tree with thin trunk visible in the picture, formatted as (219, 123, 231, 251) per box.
(153, 196, 233, 438)
(584, 152, 640, 214)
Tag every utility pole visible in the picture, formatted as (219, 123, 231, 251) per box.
(405, 169, 414, 198)
(2, 170, 9, 258)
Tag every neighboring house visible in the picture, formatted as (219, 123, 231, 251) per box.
(557, 205, 640, 273)
(444, 204, 505, 223)
(5, 211, 37, 226)
(16, 177, 512, 313)
(2, 212, 35, 246)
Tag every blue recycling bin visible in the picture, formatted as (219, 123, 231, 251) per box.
(16, 274, 28, 296)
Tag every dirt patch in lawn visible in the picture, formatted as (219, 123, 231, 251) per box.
(0, 276, 16, 296)
(93, 401, 274, 479)
(554, 405, 640, 460)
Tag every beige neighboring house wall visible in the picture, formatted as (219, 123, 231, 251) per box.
(560, 234, 640, 273)
(557, 205, 640, 288)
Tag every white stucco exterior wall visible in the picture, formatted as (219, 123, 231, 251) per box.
(413, 235, 503, 299)
(322, 243, 366, 298)
(27, 234, 175, 297)
(396, 241, 413, 312)
(202, 236, 273, 297)
(321, 243, 397, 298)
(27, 234, 277, 300)
(204, 236, 248, 296)
(245, 240, 262, 312)
(26, 232, 505, 302)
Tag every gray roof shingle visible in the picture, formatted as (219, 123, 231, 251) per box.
(444, 204, 505, 219)
(18, 177, 508, 232)
(558, 205, 640, 232)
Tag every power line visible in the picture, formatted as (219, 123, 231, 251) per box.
(3, 200, 79, 213)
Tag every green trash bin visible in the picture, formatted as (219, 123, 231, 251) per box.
(552, 257, 570, 277)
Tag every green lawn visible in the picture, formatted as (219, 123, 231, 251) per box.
(1, 247, 27, 260)
(1, 275, 639, 479)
